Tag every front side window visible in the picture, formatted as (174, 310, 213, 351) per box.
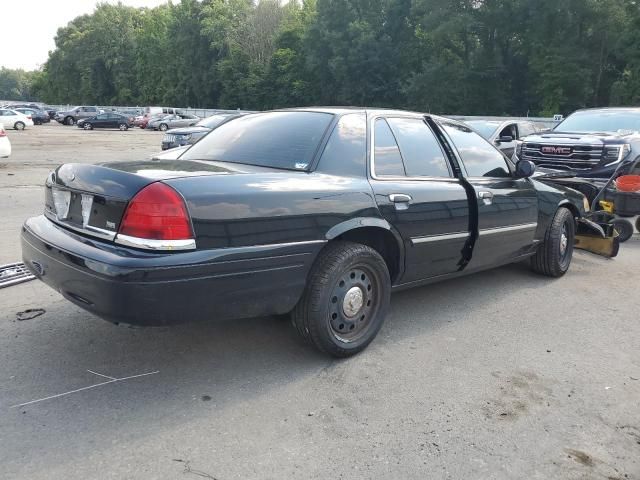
(440, 121, 511, 178)
(373, 118, 405, 176)
(386, 117, 450, 177)
(182, 111, 334, 170)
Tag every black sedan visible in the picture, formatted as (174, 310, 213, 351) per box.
(22, 108, 590, 357)
(77, 113, 132, 131)
(161, 113, 242, 150)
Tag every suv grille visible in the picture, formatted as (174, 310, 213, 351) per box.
(522, 143, 603, 171)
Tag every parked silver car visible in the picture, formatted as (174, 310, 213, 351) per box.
(463, 119, 545, 158)
(147, 113, 200, 131)
(54, 106, 101, 126)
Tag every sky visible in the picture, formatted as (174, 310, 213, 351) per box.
(0, 0, 168, 71)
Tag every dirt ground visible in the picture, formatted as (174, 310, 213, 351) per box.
(0, 123, 639, 480)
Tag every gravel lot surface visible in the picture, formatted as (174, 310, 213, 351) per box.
(1, 123, 639, 480)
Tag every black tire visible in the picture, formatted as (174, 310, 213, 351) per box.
(530, 207, 575, 277)
(118, 123, 128, 131)
(612, 219, 634, 243)
(65, 116, 75, 126)
(636, 217, 640, 234)
(35, 119, 42, 126)
(159, 123, 169, 131)
(83, 123, 92, 130)
(291, 241, 390, 357)
(14, 121, 25, 130)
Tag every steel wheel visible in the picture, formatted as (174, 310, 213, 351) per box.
(328, 266, 380, 343)
(558, 219, 573, 268)
(291, 241, 391, 357)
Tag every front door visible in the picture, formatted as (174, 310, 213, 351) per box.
(437, 120, 538, 270)
(369, 116, 471, 283)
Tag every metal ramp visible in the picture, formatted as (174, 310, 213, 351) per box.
(0, 262, 35, 288)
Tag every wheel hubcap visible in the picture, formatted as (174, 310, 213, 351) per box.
(328, 267, 375, 340)
(560, 232, 568, 255)
(343, 286, 364, 317)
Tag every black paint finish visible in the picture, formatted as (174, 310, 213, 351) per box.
(22, 108, 588, 326)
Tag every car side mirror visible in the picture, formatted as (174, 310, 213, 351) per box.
(496, 135, 514, 144)
(514, 159, 536, 179)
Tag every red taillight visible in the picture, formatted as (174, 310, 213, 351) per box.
(0, 128, 6, 137)
(27, 115, 32, 120)
(118, 182, 193, 241)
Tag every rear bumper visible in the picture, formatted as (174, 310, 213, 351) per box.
(21, 215, 321, 326)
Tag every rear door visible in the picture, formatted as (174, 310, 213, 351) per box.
(369, 115, 470, 283)
(437, 120, 538, 270)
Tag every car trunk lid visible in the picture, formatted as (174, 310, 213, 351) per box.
(44, 160, 253, 241)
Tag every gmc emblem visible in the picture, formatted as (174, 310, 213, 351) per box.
(541, 146, 572, 155)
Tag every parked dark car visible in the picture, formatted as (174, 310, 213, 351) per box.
(14, 107, 51, 125)
(77, 113, 132, 130)
(515, 107, 640, 178)
(22, 108, 589, 357)
(55, 106, 101, 125)
(161, 113, 242, 150)
(464, 119, 544, 158)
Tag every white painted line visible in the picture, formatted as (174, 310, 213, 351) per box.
(11, 370, 159, 408)
(86, 369, 116, 380)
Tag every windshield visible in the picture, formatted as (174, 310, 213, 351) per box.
(554, 110, 640, 134)
(465, 120, 502, 139)
(182, 111, 334, 170)
(197, 114, 231, 129)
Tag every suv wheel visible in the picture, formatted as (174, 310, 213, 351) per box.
(291, 241, 390, 357)
(14, 121, 25, 130)
(65, 116, 75, 126)
(530, 207, 575, 277)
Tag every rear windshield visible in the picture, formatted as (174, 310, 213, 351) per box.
(181, 111, 334, 170)
(197, 114, 231, 128)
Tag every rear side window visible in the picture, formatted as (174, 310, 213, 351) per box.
(440, 121, 511, 178)
(386, 117, 450, 177)
(374, 118, 405, 176)
(182, 111, 334, 170)
(318, 113, 366, 177)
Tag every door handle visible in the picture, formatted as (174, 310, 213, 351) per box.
(389, 193, 412, 211)
(478, 191, 493, 205)
(389, 193, 412, 203)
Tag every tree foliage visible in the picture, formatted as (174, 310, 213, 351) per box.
(13, 0, 640, 115)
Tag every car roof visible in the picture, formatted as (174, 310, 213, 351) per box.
(258, 107, 459, 122)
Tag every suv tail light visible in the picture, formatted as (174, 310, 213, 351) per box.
(116, 182, 195, 251)
(26, 115, 32, 120)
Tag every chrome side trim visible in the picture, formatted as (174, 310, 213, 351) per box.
(411, 232, 469, 245)
(479, 222, 538, 236)
(115, 234, 196, 251)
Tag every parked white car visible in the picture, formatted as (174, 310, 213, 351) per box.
(0, 124, 11, 158)
(0, 108, 34, 130)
